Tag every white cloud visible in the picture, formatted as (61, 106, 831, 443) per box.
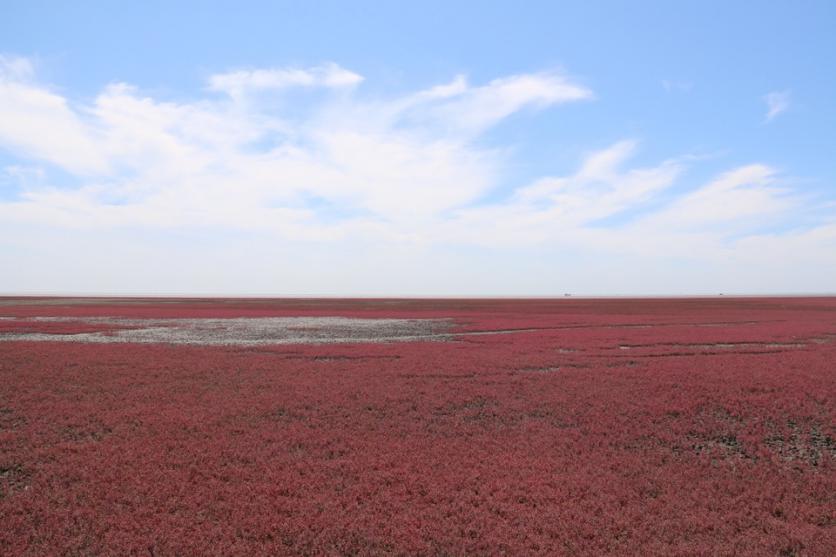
(764, 90, 791, 122)
(645, 164, 789, 227)
(0, 58, 108, 175)
(0, 60, 589, 231)
(0, 57, 833, 294)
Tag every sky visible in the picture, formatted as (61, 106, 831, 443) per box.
(1, 1, 835, 296)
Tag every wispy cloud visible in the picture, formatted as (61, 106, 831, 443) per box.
(764, 90, 791, 122)
(661, 79, 692, 92)
(0, 54, 34, 80)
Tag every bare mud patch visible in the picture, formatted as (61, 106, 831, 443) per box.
(0, 316, 453, 346)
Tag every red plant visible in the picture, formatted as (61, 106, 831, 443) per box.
(0, 298, 834, 555)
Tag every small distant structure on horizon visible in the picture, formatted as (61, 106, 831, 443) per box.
(564, 293, 572, 297)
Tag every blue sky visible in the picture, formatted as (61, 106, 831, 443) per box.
(1, 1, 834, 295)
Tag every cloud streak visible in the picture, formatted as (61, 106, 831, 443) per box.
(208, 63, 364, 99)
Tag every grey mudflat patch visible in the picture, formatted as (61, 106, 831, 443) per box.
(0, 317, 453, 346)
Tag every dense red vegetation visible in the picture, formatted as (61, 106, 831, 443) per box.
(1, 297, 834, 555)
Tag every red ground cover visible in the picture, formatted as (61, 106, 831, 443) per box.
(1, 298, 834, 555)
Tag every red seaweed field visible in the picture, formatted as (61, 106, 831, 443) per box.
(0, 297, 834, 555)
